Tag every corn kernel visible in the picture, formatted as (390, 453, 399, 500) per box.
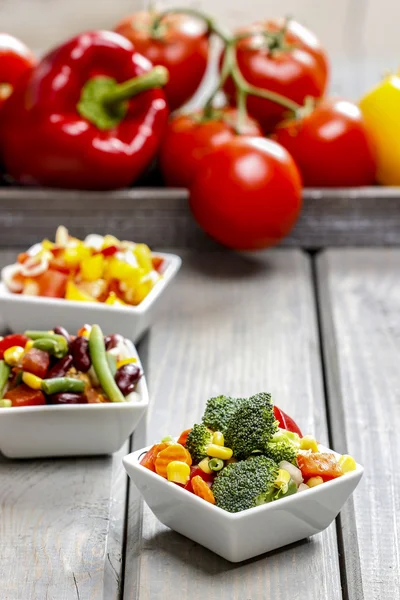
(338, 454, 357, 473)
(300, 435, 319, 453)
(198, 457, 213, 474)
(24, 339, 34, 352)
(117, 358, 137, 368)
(306, 476, 324, 488)
(22, 372, 43, 390)
(4, 346, 25, 366)
(0, 399, 12, 408)
(77, 325, 91, 337)
(212, 431, 224, 446)
(166, 461, 190, 484)
(206, 444, 233, 460)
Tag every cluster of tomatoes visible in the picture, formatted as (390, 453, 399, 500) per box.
(116, 9, 376, 250)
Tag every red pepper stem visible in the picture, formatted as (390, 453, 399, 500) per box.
(151, 8, 231, 44)
(102, 66, 169, 106)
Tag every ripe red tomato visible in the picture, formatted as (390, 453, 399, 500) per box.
(0, 34, 36, 110)
(273, 99, 376, 187)
(34, 269, 68, 298)
(223, 18, 329, 133)
(5, 384, 46, 407)
(115, 11, 209, 111)
(159, 108, 263, 188)
(189, 136, 302, 250)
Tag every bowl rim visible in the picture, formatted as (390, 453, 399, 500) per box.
(0, 251, 182, 315)
(0, 338, 149, 414)
(123, 442, 364, 521)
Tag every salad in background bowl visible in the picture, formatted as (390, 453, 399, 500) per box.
(0, 324, 148, 458)
(0, 226, 181, 341)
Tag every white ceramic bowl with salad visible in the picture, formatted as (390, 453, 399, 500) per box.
(0, 325, 148, 458)
(123, 393, 363, 562)
(0, 227, 181, 342)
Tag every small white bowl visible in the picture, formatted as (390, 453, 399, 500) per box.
(0, 341, 148, 459)
(0, 252, 181, 342)
(123, 444, 363, 562)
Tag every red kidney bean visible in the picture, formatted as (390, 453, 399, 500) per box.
(70, 337, 91, 372)
(53, 326, 72, 343)
(49, 392, 87, 405)
(104, 334, 124, 350)
(115, 363, 141, 395)
(46, 354, 73, 378)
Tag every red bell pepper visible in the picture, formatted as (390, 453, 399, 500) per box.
(0, 334, 29, 358)
(22, 348, 51, 378)
(5, 384, 46, 407)
(274, 405, 303, 437)
(0, 31, 168, 190)
(0, 34, 36, 111)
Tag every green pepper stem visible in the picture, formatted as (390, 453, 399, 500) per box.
(102, 66, 169, 106)
(150, 8, 231, 44)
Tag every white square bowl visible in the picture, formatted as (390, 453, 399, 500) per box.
(0, 340, 148, 459)
(0, 252, 181, 343)
(123, 444, 363, 562)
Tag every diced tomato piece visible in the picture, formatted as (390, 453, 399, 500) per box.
(177, 428, 191, 446)
(0, 334, 29, 359)
(17, 252, 29, 264)
(152, 257, 164, 272)
(140, 442, 170, 472)
(49, 258, 72, 275)
(5, 384, 46, 407)
(51, 246, 64, 258)
(184, 466, 214, 493)
(22, 348, 50, 378)
(297, 452, 344, 481)
(101, 245, 119, 257)
(34, 269, 68, 298)
(274, 405, 303, 437)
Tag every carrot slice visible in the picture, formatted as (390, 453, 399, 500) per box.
(191, 475, 216, 504)
(154, 443, 192, 478)
(140, 442, 170, 472)
(177, 428, 191, 446)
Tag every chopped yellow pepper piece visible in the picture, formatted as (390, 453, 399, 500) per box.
(198, 457, 213, 474)
(134, 244, 153, 272)
(62, 245, 91, 267)
(338, 455, 357, 473)
(117, 358, 137, 368)
(105, 258, 140, 282)
(80, 254, 104, 282)
(306, 476, 324, 488)
(65, 281, 96, 303)
(104, 292, 126, 306)
(300, 435, 319, 453)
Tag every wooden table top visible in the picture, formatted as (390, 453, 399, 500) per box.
(0, 248, 398, 600)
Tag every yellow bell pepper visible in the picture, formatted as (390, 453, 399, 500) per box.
(359, 74, 400, 185)
(65, 280, 96, 302)
(104, 292, 126, 306)
(134, 244, 153, 272)
(62, 244, 91, 267)
(80, 254, 105, 282)
(105, 258, 140, 283)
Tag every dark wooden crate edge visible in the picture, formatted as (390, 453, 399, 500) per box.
(0, 186, 399, 248)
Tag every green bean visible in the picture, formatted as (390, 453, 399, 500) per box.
(42, 377, 85, 395)
(106, 351, 117, 376)
(0, 360, 11, 396)
(25, 331, 68, 356)
(0, 399, 12, 408)
(89, 325, 125, 402)
(208, 458, 224, 472)
(32, 338, 68, 359)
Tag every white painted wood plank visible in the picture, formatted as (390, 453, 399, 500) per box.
(123, 249, 343, 600)
(317, 249, 400, 600)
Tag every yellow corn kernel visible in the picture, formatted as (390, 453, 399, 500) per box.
(117, 358, 137, 368)
(24, 339, 34, 352)
(306, 476, 324, 488)
(275, 469, 291, 487)
(4, 346, 25, 366)
(198, 457, 213, 474)
(338, 455, 357, 473)
(206, 444, 233, 460)
(212, 431, 224, 446)
(300, 435, 319, 453)
(134, 243, 153, 272)
(80, 254, 105, 282)
(65, 281, 96, 303)
(22, 372, 43, 390)
(166, 461, 191, 484)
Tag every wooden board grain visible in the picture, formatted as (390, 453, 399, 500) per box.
(0, 187, 399, 250)
(317, 249, 400, 600)
(0, 255, 129, 600)
(122, 249, 343, 600)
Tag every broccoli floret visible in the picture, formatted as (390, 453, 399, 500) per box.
(264, 441, 298, 465)
(212, 455, 279, 513)
(185, 424, 213, 463)
(224, 392, 278, 459)
(201, 395, 244, 433)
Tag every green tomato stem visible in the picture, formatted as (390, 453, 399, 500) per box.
(150, 8, 231, 45)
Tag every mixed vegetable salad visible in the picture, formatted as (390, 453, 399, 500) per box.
(2, 226, 164, 306)
(0, 325, 141, 407)
(140, 393, 357, 513)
